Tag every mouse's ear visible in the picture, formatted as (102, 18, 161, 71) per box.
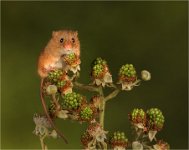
(52, 31, 58, 37)
(74, 31, 78, 37)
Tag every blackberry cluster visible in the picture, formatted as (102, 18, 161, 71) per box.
(92, 57, 107, 78)
(119, 64, 136, 78)
(62, 92, 83, 110)
(80, 106, 93, 121)
(57, 80, 66, 88)
(110, 131, 128, 148)
(47, 69, 63, 83)
(130, 108, 146, 124)
(146, 108, 165, 131)
(64, 53, 77, 65)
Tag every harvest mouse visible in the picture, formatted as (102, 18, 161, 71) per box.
(38, 30, 80, 78)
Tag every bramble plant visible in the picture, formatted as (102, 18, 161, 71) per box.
(33, 52, 170, 149)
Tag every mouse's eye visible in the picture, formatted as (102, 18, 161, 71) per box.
(60, 38, 64, 43)
(72, 38, 75, 43)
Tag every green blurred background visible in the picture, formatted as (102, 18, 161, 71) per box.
(1, 1, 188, 149)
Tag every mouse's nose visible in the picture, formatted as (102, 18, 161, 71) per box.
(64, 44, 72, 50)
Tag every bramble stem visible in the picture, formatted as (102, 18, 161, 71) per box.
(99, 99, 106, 128)
(40, 136, 46, 150)
(73, 81, 99, 92)
(104, 89, 120, 102)
(97, 86, 106, 129)
(99, 86, 120, 128)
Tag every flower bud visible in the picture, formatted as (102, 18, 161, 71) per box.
(141, 70, 151, 81)
(46, 85, 57, 95)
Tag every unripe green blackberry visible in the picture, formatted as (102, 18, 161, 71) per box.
(110, 131, 128, 148)
(130, 108, 146, 125)
(64, 53, 77, 65)
(80, 106, 93, 121)
(47, 69, 63, 83)
(119, 64, 136, 78)
(92, 64, 104, 77)
(57, 80, 66, 88)
(146, 108, 165, 131)
(92, 57, 108, 78)
(62, 92, 83, 110)
(67, 53, 76, 60)
(94, 57, 107, 65)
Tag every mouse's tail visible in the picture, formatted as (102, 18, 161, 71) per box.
(40, 78, 68, 144)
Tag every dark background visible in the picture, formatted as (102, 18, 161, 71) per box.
(1, 1, 188, 149)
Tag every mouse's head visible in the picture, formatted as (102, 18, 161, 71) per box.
(50, 30, 80, 56)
